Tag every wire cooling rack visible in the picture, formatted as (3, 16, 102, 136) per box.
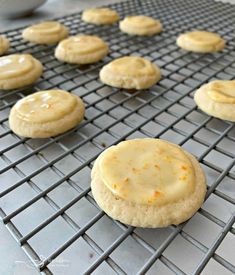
(0, 0, 235, 274)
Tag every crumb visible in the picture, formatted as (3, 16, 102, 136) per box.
(89, 252, 94, 259)
(101, 142, 106, 148)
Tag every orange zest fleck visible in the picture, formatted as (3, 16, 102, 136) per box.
(124, 177, 129, 183)
(154, 164, 160, 169)
(179, 175, 187, 181)
(143, 163, 149, 169)
(153, 191, 161, 197)
(181, 165, 187, 170)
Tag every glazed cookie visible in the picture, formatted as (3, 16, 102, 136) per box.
(120, 15, 162, 36)
(177, 31, 225, 53)
(194, 80, 235, 122)
(82, 8, 119, 25)
(0, 54, 43, 90)
(100, 56, 161, 90)
(55, 35, 109, 64)
(22, 21, 69, 45)
(9, 90, 85, 138)
(0, 36, 10, 56)
(91, 138, 206, 228)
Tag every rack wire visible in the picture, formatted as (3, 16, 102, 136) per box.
(0, 0, 235, 274)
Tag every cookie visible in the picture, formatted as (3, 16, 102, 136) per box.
(100, 56, 161, 90)
(91, 138, 206, 228)
(9, 89, 85, 138)
(55, 35, 109, 64)
(0, 54, 43, 90)
(82, 8, 119, 25)
(120, 15, 162, 36)
(22, 21, 69, 45)
(0, 36, 10, 56)
(177, 31, 225, 53)
(194, 80, 235, 121)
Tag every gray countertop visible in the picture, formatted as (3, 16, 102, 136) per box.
(0, 0, 124, 31)
(0, 0, 234, 31)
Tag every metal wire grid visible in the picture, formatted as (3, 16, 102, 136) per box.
(0, 0, 235, 274)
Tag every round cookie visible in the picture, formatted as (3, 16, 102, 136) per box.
(22, 21, 69, 45)
(9, 89, 85, 138)
(82, 8, 119, 25)
(55, 35, 109, 64)
(0, 36, 10, 56)
(194, 80, 235, 122)
(0, 54, 43, 90)
(120, 15, 162, 36)
(177, 31, 225, 53)
(100, 56, 161, 90)
(91, 138, 206, 228)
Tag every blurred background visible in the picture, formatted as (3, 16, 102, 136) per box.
(0, 0, 235, 31)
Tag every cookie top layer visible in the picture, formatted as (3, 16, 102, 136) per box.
(14, 90, 78, 123)
(120, 15, 162, 35)
(25, 21, 62, 35)
(98, 139, 196, 206)
(22, 21, 69, 44)
(57, 35, 108, 55)
(82, 8, 119, 24)
(206, 80, 235, 104)
(183, 31, 221, 45)
(103, 56, 159, 77)
(177, 31, 225, 52)
(0, 54, 35, 79)
(28, 21, 61, 35)
(122, 15, 160, 28)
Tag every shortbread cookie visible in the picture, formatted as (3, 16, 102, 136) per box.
(55, 35, 109, 64)
(194, 80, 235, 121)
(100, 56, 161, 90)
(177, 31, 225, 53)
(82, 8, 119, 25)
(9, 90, 85, 138)
(0, 54, 43, 90)
(22, 21, 69, 45)
(120, 15, 162, 36)
(91, 138, 206, 228)
(0, 36, 10, 56)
